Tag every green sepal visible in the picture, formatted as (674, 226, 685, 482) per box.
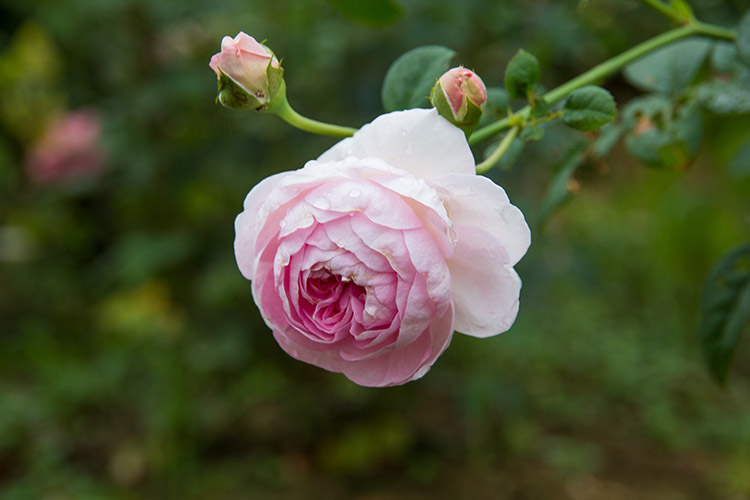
(215, 62, 286, 112)
(216, 69, 263, 110)
(430, 81, 484, 137)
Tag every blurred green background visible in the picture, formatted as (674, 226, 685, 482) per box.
(1, 0, 749, 498)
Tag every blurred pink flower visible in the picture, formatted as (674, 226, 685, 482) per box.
(26, 109, 105, 184)
(234, 109, 530, 387)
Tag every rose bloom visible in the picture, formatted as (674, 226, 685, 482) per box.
(235, 109, 530, 387)
(26, 109, 104, 184)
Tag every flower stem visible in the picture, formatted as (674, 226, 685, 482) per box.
(469, 22, 737, 145)
(475, 126, 520, 174)
(274, 99, 357, 138)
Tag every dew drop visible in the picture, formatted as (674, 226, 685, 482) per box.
(313, 197, 331, 209)
(349, 189, 361, 198)
(399, 128, 408, 137)
(279, 219, 287, 228)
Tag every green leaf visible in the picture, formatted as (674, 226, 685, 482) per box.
(537, 141, 587, 227)
(505, 49, 540, 100)
(711, 42, 740, 74)
(562, 86, 617, 131)
(479, 87, 510, 126)
(520, 125, 544, 142)
(591, 123, 623, 159)
(328, 0, 402, 26)
(623, 38, 713, 94)
(622, 97, 703, 169)
(737, 9, 750, 68)
(699, 243, 750, 384)
(698, 80, 750, 114)
(669, 0, 695, 22)
(382, 46, 455, 112)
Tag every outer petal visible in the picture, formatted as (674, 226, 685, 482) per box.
(317, 109, 475, 179)
(448, 223, 522, 338)
(429, 173, 530, 265)
(234, 172, 287, 279)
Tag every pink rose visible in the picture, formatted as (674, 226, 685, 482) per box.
(26, 109, 105, 184)
(235, 108, 530, 387)
(209, 32, 282, 110)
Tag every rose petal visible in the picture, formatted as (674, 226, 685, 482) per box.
(318, 109, 475, 179)
(448, 223, 522, 338)
(429, 173, 530, 265)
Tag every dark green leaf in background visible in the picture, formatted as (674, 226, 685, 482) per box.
(382, 46, 455, 112)
(562, 86, 617, 131)
(623, 38, 713, 94)
(622, 96, 703, 169)
(737, 9, 750, 68)
(698, 80, 750, 114)
(328, 0, 403, 26)
(591, 122, 623, 159)
(479, 87, 510, 126)
(699, 243, 750, 384)
(536, 141, 587, 227)
(505, 49, 540, 99)
(520, 125, 544, 142)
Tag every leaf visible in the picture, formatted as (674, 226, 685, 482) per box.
(738, 9, 750, 68)
(479, 87, 510, 126)
(711, 42, 740, 74)
(698, 80, 750, 114)
(623, 38, 713, 94)
(520, 125, 544, 142)
(328, 0, 402, 26)
(505, 49, 540, 100)
(699, 243, 750, 384)
(536, 141, 587, 227)
(382, 46, 455, 112)
(622, 97, 703, 170)
(562, 86, 617, 131)
(590, 122, 623, 159)
(669, 0, 694, 22)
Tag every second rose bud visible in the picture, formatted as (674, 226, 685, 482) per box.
(430, 67, 487, 137)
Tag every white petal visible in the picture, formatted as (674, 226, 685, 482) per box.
(448, 223, 522, 338)
(318, 109, 475, 179)
(429, 173, 530, 265)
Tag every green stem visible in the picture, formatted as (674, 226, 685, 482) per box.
(469, 22, 737, 145)
(475, 126, 520, 174)
(274, 99, 357, 138)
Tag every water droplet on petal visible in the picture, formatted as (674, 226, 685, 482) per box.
(349, 189, 361, 198)
(279, 219, 287, 228)
(313, 197, 331, 210)
(399, 128, 408, 137)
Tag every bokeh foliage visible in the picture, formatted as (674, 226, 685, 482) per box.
(0, 0, 749, 498)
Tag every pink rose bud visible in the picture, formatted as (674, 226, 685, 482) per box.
(430, 67, 487, 136)
(26, 109, 105, 184)
(209, 32, 285, 111)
